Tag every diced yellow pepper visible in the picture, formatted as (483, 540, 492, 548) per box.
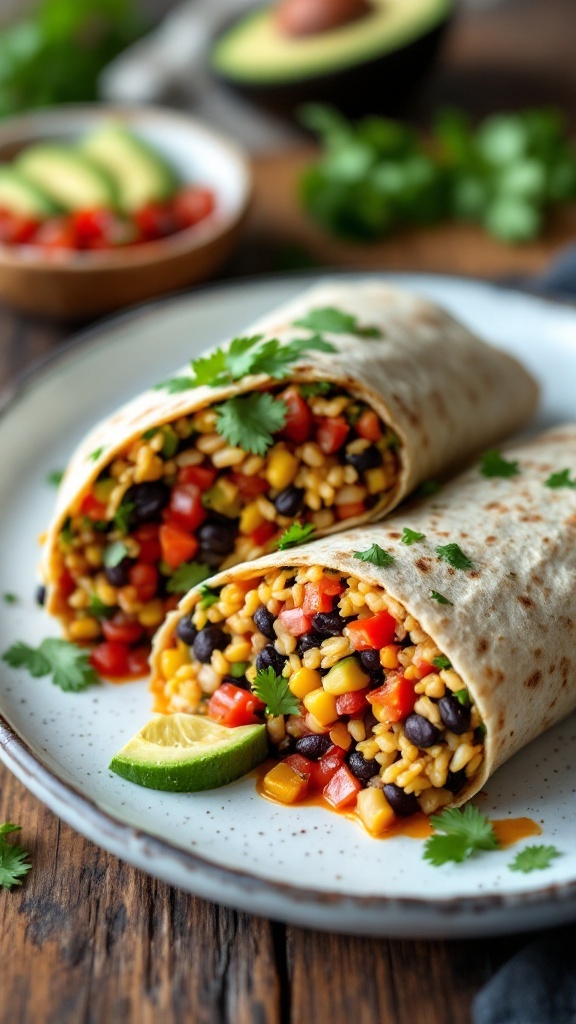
(381, 644, 400, 670)
(138, 599, 165, 628)
(329, 722, 352, 750)
(239, 501, 265, 536)
(303, 687, 338, 726)
(263, 762, 308, 804)
(160, 645, 191, 680)
(323, 656, 370, 695)
(365, 467, 388, 496)
(266, 448, 299, 491)
(93, 478, 115, 504)
(289, 666, 322, 699)
(356, 787, 396, 835)
(69, 617, 101, 641)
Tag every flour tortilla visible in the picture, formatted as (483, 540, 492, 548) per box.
(152, 424, 576, 806)
(42, 279, 537, 613)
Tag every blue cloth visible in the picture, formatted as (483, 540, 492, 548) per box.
(532, 243, 576, 300)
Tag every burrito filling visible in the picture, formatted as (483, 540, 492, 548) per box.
(54, 385, 399, 676)
(154, 564, 485, 829)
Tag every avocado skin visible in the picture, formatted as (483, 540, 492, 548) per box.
(211, 18, 451, 122)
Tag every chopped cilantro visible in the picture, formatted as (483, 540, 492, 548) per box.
(199, 584, 221, 609)
(435, 543, 474, 571)
(508, 845, 561, 873)
(353, 543, 395, 567)
(414, 480, 441, 499)
(299, 381, 333, 398)
(60, 518, 73, 545)
(479, 449, 520, 478)
(153, 375, 197, 393)
(252, 667, 300, 718)
(423, 805, 499, 866)
(103, 541, 129, 569)
(46, 469, 64, 487)
(3, 638, 100, 692)
(160, 426, 179, 458)
(142, 427, 159, 440)
(430, 590, 453, 606)
(113, 500, 134, 536)
(433, 655, 452, 670)
(88, 595, 116, 620)
(277, 523, 316, 550)
(454, 688, 471, 706)
(293, 306, 382, 339)
(88, 446, 106, 462)
(401, 527, 425, 545)
(544, 468, 576, 489)
(3, 593, 17, 605)
(166, 562, 211, 595)
(0, 823, 31, 891)
(215, 393, 288, 456)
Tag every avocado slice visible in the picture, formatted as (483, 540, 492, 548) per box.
(81, 123, 179, 214)
(16, 145, 118, 212)
(0, 168, 59, 219)
(211, 0, 453, 120)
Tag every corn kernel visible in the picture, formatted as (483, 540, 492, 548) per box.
(356, 788, 396, 835)
(93, 478, 115, 504)
(380, 644, 400, 669)
(289, 666, 322, 699)
(329, 722, 352, 750)
(364, 467, 388, 495)
(160, 646, 191, 680)
(138, 599, 165, 628)
(224, 640, 252, 662)
(69, 617, 101, 641)
(303, 687, 338, 726)
(263, 762, 308, 804)
(239, 502, 264, 536)
(266, 448, 299, 490)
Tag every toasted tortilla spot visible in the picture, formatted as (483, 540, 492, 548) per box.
(524, 670, 542, 689)
(485, 536, 497, 545)
(517, 595, 535, 609)
(477, 637, 488, 654)
(414, 557, 432, 574)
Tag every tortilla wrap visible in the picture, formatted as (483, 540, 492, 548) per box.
(151, 424, 576, 809)
(42, 279, 537, 626)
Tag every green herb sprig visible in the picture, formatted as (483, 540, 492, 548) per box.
(3, 638, 100, 692)
(424, 806, 499, 866)
(508, 845, 561, 873)
(277, 523, 316, 550)
(167, 562, 211, 595)
(353, 544, 395, 567)
(252, 667, 300, 718)
(435, 543, 474, 571)
(479, 450, 520, 478)
(0, 823, 31, 890)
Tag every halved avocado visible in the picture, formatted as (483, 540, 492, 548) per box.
(81, 123, 180, 214)
(16, 145, 119, 212)
(0, 168, 59, 219)
(211, 0, 454, 120)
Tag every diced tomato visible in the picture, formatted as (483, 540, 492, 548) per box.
(315, 416, 349, 455)
(414, 659, 435, 677)
(134, 523, 162, 564)
(280, 386, 314, 443)
(168, 483, 206, 532)
(0, 208, 39, 244)
(90, 640, 130, 678)
(323, 765, 362, 809)
(356, 409, 383, 443)
(80, 492, 107, 520)
(335, 689, 370, 717)
(135, 201, 177, 241)
(102, 613, 144, 646)
(367, 674, 417, 723)
(278, 607, 312, 637)
(251, 521, 276, 547)
(229, 472, 269, 501)
(59, 569, 76, 599)
(283, 753, 314, 780)
(72, 208, 133, 249)
(335, 502, 366, 521)
(173, 186, 215, 228)
(127, 645, 151, 677)
(302, 577, 343, 616)
(159, 523, 199, 570)
(178, 464, 217, 489)
(33, 217, 77, 250)
(346, 610, 396, 651)
(128, 563, 158, 603)
(314, 746, 347, 788)
(207, 682, 265, 727)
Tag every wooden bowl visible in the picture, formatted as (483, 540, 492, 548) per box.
(0, 105, 252, 320)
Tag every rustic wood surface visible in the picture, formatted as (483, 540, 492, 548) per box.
(2, 0, 576, 1020)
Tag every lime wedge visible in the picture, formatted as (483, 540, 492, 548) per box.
(109, 714, 268, 792)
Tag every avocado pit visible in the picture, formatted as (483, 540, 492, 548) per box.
(275, 0, 373, 38)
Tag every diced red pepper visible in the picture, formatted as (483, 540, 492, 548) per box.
(133, 523, 162, 564)
(127, 645, 151, 677)
(346, 610, 396, 651)
(323, 765, 362, 809)
(128, 563, 158, 603)
(59, 569, 76, 600)
(80, 492, 107, 520)
(335, 688, 370, 717)
(414, 659, 435, 677)
(178, 464, 218, 489)
(315, 416, 349, 455)
(90, 640, 130, 678)
(0, 207, 40, 244)
(283, 753, 314, 780)
(173, 186, 216, 228)
(367, 674, 417, 723)
(356, 409, 383, 442)
(302, 577, 343, 616)
(207, 682, 265, 727)
(135, 201, 177, 240)
(159, 522, 199, 570)
(278, 607, 312, 637)
(102, 612, 144, 646)
(251, 521, 276, 547)
(280, 386, 314, 443)
(335, 502, 366, 521)
(229, 472, 269, 501)
(314, 746, 347, 788)
(168, 483, 206, 532)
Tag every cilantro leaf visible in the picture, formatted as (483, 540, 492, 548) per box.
(277, 522, 316, 550)
(414, 480, 441, 499)
(3, 639, 99, 692)
(250, 334, 336, 379)
(88, 446, 106, 462)
(47, 469, 64, 487)
(508, 845, 561, 873)
(113, 500, 135, 536)
(454, 688, 471, 707)
(189, 348, 228, 387)
(199, 584, 221, 609)
(430, 590, 453, 606)
(401, 527, 425, 545)
(354, 543, 395, 567)
(433, 655, 452, 670)
(424, 805, 499, 866)
(479, 450, 520, 478)
(88, 595, 116, 620)
(0, 824, 31, 890)
(294, 306, 382, 339)
(435, 543, 474, 571)
(167, 562, 211, 595)
(224, 335, 268, 379)
(215, 393, 288, 456)
(142, 427, 159, 441)
(299, 381, 333, 398)
(252, 667, 300, 717)
(545, 469, 576, 489)
(3, 593, 17, 605)
(153, 375, 197, 393)
(103, 541, 129, 569)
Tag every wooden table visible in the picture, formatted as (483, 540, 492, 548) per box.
(2, 0, 576, 1020)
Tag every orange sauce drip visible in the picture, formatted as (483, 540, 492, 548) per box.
(491, 817, 542, 848)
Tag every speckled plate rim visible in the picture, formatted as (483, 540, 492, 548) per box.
(2, 270, 576, 938)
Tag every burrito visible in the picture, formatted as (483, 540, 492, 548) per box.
(41, 280, 537, 677)
(149, 425, 576, 829)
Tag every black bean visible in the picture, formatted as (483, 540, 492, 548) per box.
(359, 649, 381, 674)
(197, 516, 237, 556)
(444, 769, 467, 794)
(312, 609, 347, 636)
(104, 557, 132, 588)
(274, 486, 305, 517)
(297, 631, 324, 656)
(126, 481, 170, 523)
(193, 626, 227, 663)
(438, 694, 471, 735)
(198, 547, 224, 569)
(223, 675, 249, 691)
(255, 644, 285, 676)
(35, 584, 46, 607)
(294, 734, 332, 760)
(383, 783, 420, 817)
(254, 605, 276, 640)
(404, 713, 440, 748)
(176, 616, 198, 646)
(345, 445, 382, 474)
(474, 726, 487, 744)
(347, 750, 380, 785)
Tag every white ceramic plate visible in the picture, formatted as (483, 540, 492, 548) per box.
(1, 273, 576, 938)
